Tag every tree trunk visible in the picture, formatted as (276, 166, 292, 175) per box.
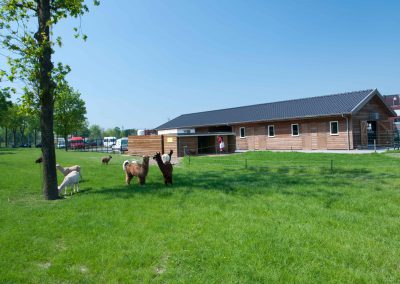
(64, 133, 68, 152)
(20, 126, 25, 145)
(37, 0, 58, 200)
(12, 128, 17, 146)
(5, 127, 8, 147)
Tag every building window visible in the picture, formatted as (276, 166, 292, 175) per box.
(268, 125, 275, 137)
(291, 124, 300, 136)
(240, 127, 246, 138)
(330, 121, 339, 135)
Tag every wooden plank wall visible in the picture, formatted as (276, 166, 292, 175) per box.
(128, 136, 163, 156)
(163, 136, 178, 157)
(352, 95, 394, 148)
(233, 117, 351, 151)
(178, 136, 198, 157)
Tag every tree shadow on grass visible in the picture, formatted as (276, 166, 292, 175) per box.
(90, 165, 359, 207)
(0, 151, 17, 155)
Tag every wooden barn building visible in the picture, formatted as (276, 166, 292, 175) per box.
(128, 89, 396, 157)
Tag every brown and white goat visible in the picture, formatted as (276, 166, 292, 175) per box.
(123, 156, 150, 185)
(101, 155, 112, 165)
(153, 151, 173, 186)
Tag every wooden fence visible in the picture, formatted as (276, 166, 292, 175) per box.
(127, 135, 164, 156)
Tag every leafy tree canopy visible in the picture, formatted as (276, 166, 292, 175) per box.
(54, 82, 87, 140)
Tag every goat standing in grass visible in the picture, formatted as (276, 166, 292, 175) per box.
(123, 156, 150, 185)
(58, 171, 80, 196)
(56, 164, 82, 180)
(153, 151, 173, 186)
(102, 155, 112, 165)
(161, 150, 173, 163)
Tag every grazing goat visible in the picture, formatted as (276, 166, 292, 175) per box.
(161, 150, 173, 163)
(58, 171, 80, 196)
(153, 152, 173, 186)
(35, 156, 43, 163)
(102, 155, 112, 165)
(123, 156, 150, 185)
(56, 164, 82, 179)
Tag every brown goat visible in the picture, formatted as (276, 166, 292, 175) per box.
(153, 152, 173, 185)
(123, 156, 150, 185)
(101, 155, 112, 165)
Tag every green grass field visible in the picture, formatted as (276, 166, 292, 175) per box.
(1, 148, 399, 283)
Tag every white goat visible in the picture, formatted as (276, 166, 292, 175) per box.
(161, 154, 171, 163)
(56, 164, 82, 180)
(58, 171, 80, 196)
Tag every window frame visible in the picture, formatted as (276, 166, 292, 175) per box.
(291, 124, 300, 136)
(240, 127, 246, 138)
(330, 121, 339, 135)
(267, 125, 275, 137)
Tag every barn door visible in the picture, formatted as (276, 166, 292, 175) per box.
(247, 127, 255, 150)
(311, 125, 318, 150)
(360, 121, 368, 148)
(254, 126, 265, 150)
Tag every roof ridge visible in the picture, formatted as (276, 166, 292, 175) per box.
(179, 89, 375, 117)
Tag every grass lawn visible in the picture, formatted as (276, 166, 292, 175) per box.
(0, 148, 399, 283)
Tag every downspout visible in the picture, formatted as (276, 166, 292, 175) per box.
(342, 114, 350, 150)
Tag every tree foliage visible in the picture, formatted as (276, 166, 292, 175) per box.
(54, 83, 86, 150)
(0, 0, 99, 199)
(88, 124, 102, 140)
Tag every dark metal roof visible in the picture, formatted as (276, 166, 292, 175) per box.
(156, 89, 384, 130)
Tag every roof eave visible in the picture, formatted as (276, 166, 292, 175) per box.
(156, 113, 354, 130)
(350, 89, 397, 117)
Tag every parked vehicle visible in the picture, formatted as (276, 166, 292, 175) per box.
(19, 143, 31, 148)
(69, 137, 85, 149)
(55, 138, 65, 148)
(103, 136, 116, 148)
(112, 137, 128, 152)
(85, 139, 100, 147)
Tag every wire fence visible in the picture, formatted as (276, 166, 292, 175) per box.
(181, 143, 400, 180)
(58, 138, 127, 154)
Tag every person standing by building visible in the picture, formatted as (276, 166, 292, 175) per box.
(218, 136, 225, 153)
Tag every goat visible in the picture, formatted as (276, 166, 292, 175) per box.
(56, 164, 82, 180)
(153, 152, 173, 186)
(101, 155, 112, 165)
(161, 150, 173, 163)
(123, 156, 150, 185)
(58, 171, 80, 196)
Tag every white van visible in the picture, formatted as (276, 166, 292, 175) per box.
(103, 136, 116, 148)
(55, 138, 65, 148)
(112, 137, 128, 152)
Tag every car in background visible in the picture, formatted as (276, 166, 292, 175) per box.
(103, 136, 116, 148)
(85, 139, 100, 147)
(19, 143, 31, 148)
(55, 138, 65, 148)
(69, 137, 85, 149)
(112, 137, 128, 153)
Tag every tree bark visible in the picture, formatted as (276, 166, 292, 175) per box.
(12, 128, 17, 146)
(64, 133, 68, 152)
(37, 0, 58, 200)
(5, 127, 8, 147)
